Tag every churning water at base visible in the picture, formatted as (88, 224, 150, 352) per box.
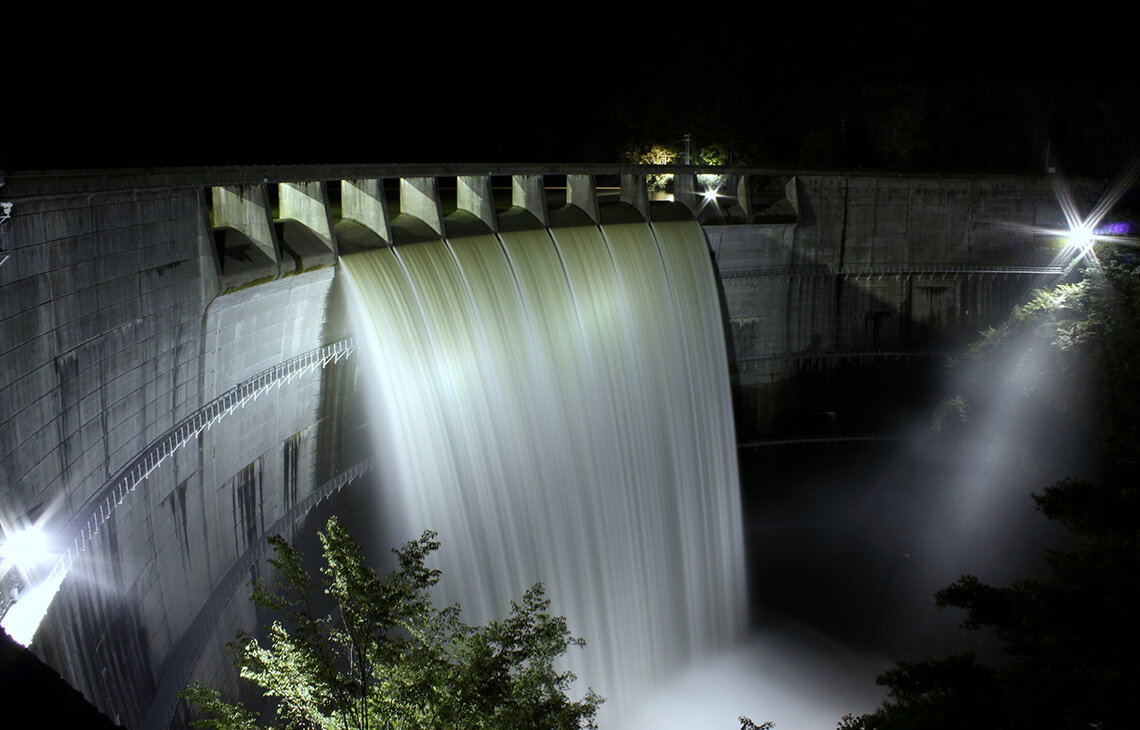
(341, 214, 746, 726)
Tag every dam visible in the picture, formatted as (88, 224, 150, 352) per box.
(0, 165, 1094, 727)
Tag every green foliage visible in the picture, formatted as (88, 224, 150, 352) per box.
(843, 475, 1140, 728)
(694, 145, 730, 167)
(624, 144, 676, 191)
(624, 144, 676, 167)
(623, 141, 735, 192)
(954, 260, 1140, 468)
(183, 519, 602, 730)
(836, 653, 1001, 730)
(844, 257, 1140, 730)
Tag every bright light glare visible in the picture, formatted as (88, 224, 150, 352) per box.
(992, 161, 1140, 274)
(1, 516, 66, 647)
(700, 184, 725, 213)
(0, 566, 67, 646)
(0, 522, 51, 578)
(1066, 224, 1095, 254)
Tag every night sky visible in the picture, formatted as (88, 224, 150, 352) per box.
(4, 8, 1137, 175)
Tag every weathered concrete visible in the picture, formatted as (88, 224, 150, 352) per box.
(277, 182, 337, 270)
(339, 179, 392, 246)
(210, 185, 282, 288)
(619, 173, 650, 220)
(0, 166, 1106, 729)
(673, 172, 699, 217)
(398, 177, 444, 236)
(457, 175, 497, 232)
(511, 174, 548, 226)
(566, 174, 599, 222)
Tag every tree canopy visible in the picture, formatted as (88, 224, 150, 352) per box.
(183, 519, 602, 730)
(841, 254, 1140, 729)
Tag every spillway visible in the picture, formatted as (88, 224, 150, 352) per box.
(340, 213, 748, 724)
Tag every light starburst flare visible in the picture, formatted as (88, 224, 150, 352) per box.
(699, 181, 731, 215)
(996, 161, 1140, 274)
(1, 511, 66, 646)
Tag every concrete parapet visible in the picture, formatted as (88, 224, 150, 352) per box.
(511, 174, 548, 226)
(340, 179, 391, 246)
(210, 185, 282, 288)
(399, 177, 444, 236)
(210, 186, 276, 263)
(566, 174, 599, 222)
(784, 176, 800, 216)
(728, 174, 749, 217)
(275, 182, 336, 273)
(457, 175, 497, 232)
(673, 173, 698, 217)
(620, 174, 650, 220)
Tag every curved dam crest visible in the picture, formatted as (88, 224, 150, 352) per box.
(340, 215, 748, 724)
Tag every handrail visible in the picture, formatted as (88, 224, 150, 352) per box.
(0, 338, 357, 621)
(720, 265, 1065, 279)
(733, 349, 950, 365)
(738, 434, 905, 448)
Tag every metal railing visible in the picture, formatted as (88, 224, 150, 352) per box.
(738, 434, 905, 448)
(733, 349, 950, 367)
(720, 264, 1065, 279)
(0, 338, 357, 620)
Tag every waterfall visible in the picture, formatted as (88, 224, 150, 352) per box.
(340, 212, 746, 726)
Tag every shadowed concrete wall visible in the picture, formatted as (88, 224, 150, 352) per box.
(708, 174, 1089, 440)
(0, 167, 1101, 728)
(0, 178, 336, 727)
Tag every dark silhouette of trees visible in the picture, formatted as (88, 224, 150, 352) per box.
(841, 254, 1140, 729)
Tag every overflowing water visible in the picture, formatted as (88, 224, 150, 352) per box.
(340, 214, 746, 725)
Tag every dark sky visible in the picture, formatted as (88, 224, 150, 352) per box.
(3, 8, 1136, 175)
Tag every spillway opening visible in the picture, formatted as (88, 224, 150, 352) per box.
(337, 212, 747, 725)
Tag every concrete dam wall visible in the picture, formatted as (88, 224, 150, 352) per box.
(0, 166, 1096, 727)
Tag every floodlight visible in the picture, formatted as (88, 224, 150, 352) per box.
(0, 522, 51, 578)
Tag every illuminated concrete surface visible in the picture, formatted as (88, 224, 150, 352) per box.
(0, 166, 1104, 727)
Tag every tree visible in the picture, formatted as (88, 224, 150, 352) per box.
(182, 518, 602, 730)
(839, 476, 1140, 729)
(841, 255, 1140, 729)
(956, 259, 1140, 471)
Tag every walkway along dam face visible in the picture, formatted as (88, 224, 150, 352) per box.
(0, 166, 1099, 727)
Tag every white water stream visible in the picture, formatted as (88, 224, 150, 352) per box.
(341, 216, 746, 725)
